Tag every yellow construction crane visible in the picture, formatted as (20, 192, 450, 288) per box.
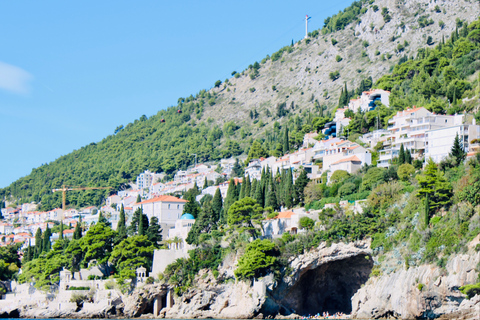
(52, 185, 112, 219)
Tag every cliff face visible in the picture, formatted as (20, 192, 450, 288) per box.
(352, 250, 480, 319)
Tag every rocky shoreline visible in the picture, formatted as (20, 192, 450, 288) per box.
(2, 240, 480, 319)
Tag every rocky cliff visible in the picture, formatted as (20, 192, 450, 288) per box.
(352, 239, 480, 319)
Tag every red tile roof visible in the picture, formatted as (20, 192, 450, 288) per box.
(136, 195, 188, 205)
(275, 211, 296, 219)
(331, 155, 362, 165)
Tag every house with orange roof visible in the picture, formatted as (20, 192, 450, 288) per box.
(263, 211, 302, 238)
(132, 195, 188, 233)
(0, 222, 14, 235)
(322, 140, 371, 175)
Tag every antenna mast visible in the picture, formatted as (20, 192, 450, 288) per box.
(305, 15, 311, 39)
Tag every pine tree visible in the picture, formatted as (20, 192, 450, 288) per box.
(450, 133, 466, 164)
(283, 127, 290, 154)
(98, 211, 110, 226)
(398, 144, 405, 165)
(212, 188, 223, 223)
(183, 191, 201, 218)
(43, 226, 52, 253)
(146, 216, 162, 247)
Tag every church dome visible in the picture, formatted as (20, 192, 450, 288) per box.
(180, 213, 195, 220)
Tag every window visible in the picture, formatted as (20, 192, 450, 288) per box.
(177, 205, 179, 209)
(168, 204, 170, 209)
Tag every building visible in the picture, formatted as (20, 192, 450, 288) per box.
(378, 107, 465, 167)
(322, 140, 371, 174)
(425, 124, 480, 163)
(263, 211, 301, 238)
(348, 89, 390, 113)
(132, 195, 188, 237)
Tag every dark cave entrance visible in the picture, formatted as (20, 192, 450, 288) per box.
(281, 254, 373, 316)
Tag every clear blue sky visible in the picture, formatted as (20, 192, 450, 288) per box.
(0, 0, 352, 188)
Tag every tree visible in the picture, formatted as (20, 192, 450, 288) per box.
(136, 194, 142, 203)
(246, 141, 268, 163)
(214, 80, 222, 88)
(43, 226, 52, 253)
(283, 127, 290, 154)
(109, 235, 155, 282)
(294, 169, 310, 205)
(146, 216, 162, 247)
(417, 158, 453, 213)
(232, 158, 244, 177)
(405, 148, 412, 164)
(81, 222, 117, 266)
(98, 211, 110, 227)
(115, 204, 127, 243)
(223, 179, 238, 223)
(183, 190, 200, 218)
(299, 217, 315, 230)
(265, 179, 278, 211)
(59, 221, 64, 240)
(73, 216, 82, 240)
(398, 144, 405, 165)
(212, 188, 223, 224)
(450, 133, 466, 164)
(397, 163, 415, 181)
(34, 228, 43, 258)
(234, 239, 278, 280)
(227, 197, 263, 238)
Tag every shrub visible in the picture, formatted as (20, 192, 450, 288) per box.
(234, 239, 279, 280)
(460, 283, 480, 299)
(418, 283, 424, 291)
(214, 80, 222, 88)
(329, 71, 340, 81)
(439, 20, 445, 29)
(299, 217, 315, 230)
(331, 39, 338, 46)
(397, 163, 415, 181)
(372, 5, 378, 12)
(363, 40, 370, 47)
(338, 182, 357, 197)
(336, 55, 343, 62)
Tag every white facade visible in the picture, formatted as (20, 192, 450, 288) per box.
(132, 195, 187, 225)
(378, 107, 465, 167)
(322, 141, 371, 173)
(348, 89, 390, 112)
(425, 124, 480, 163)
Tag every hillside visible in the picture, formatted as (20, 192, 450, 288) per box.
(1, 0, 479, 210)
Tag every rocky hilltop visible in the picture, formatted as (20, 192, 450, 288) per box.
(204, 0, 478, 128)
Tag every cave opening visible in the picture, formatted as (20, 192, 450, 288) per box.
(281, 254, 373, 316)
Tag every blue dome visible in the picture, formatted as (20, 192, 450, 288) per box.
(180, 213, 195, 220)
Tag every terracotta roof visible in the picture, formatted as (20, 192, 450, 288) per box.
(136, 195, 188, 205)
(63, 229, 75, 234)
(275, 211, 296, 219)
(331, 155, 362, 165)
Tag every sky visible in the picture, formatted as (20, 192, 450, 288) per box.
(0, 0, 353, 188)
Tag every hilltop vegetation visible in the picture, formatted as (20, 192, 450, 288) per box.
(0, 0, 479, 210)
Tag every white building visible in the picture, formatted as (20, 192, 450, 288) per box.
(132, 195, 187, 226)
(263, 211, 301, 238)
(378, 107, 465, 167)
(425, 124, 480, 163)
(348, 89, 390, 112)
(322, 140, 371, 174)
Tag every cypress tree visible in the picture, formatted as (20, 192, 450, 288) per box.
(239, 177, 246, 199)
(283, 127, 290, 154)
(212, 188, 223, 223)
(73, 216, 82, 240)
(265, 179, 278, 211)
(59, 221, 64, 240)
(450, 133, 466, 164)
(223, 179, 238, 222)
(138, 211, 145, 236)
(398, 144, 405, 165)
(405, 148, 412, 164)
(34, 228, 42, 258)
(203, 176, 208, 189)
(254, 179, 264, 207)
(250, 179, 258, 198)
(295, 169, 310, 206)
(136, 194, 141, 203)
(115, 204, 127, 243)
(284, 170, 294, 209)
(43, 226, 52, 253)
(244, 176, 251, 199)
(424, 193, 430, 228)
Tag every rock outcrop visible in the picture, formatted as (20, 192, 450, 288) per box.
(352, 250, 480, 319)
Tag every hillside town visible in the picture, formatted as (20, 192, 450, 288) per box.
(2, 88, 479, 265)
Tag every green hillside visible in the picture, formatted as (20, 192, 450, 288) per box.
(1, 2, 479, 211)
